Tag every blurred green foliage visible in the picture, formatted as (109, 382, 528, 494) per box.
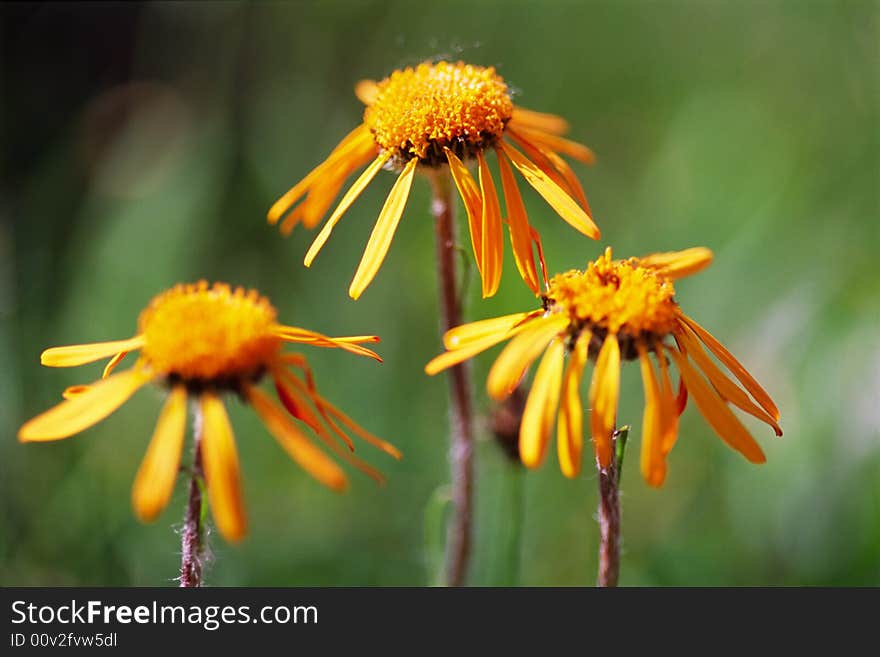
(2, 0, 878, 586)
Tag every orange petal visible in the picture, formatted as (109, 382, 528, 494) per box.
(443, 311, 537, 350)
(499, 141, 600, 239)
(19, 368, 151, 442)
(284, 139, 378, 233)
(102, 351, 128, 379)
(667, 346, 766, 464)
(425, 315, 541, 376)
(283, 376, 390, 485)
(496, 148, 539, 294)
(354, 79, 379, 105)
(589, 334, 620, 468)
(132, 385, 187, 522)
(477, 151, 504, 298)
(278, 367, 399, 478)
(677, 313, 780, 421)
(638, 248, 714, 280)
(510, 125, 596, 164)
(445, 147, 483, 275)
(530, 226, 550, 290)
(487, 314, 569, 401)
(313, 392, 402, 460)
(510, 106, 570, 135)
(349, 157, 418, 299)
(267, 125, 372, 224)
(303, 152, 391, 266)
(273, 326, 382, 362)
(248, 386, 348, 491)
(676, 325, 782, 435)
(40, 336, 144, 368)
(519, 337, 565, 468)
(655, 341, 680, 454)
(506, 128, 583, 206)
(557, 330, 589, 478)
(637, 344, 667, 487)
(62, 385, 91, 399)
(539, 147, 593, 215)
(274, 373, 333, 440)
(200, 393, 247, 542)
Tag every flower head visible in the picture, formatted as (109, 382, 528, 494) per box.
(18, 281, 401, 542)
(425, 248, 782, 486)
(268, 60, 600, 299)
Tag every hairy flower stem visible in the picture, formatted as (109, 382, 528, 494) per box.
(180, 409, 205, 588)
(430, 170, 475, 587)
(597, 427, 627, 587)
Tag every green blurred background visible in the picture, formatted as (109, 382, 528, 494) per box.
(2, 1, 878, 586)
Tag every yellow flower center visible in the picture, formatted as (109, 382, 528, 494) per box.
(546, 249, 678, 351)
(363, 61, 514, 165)
(139, 281, 281, 387)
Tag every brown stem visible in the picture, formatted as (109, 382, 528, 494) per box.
(179, 408, 205, 588)
(597, 439, 621, 587)
(430, 170, 475, 587)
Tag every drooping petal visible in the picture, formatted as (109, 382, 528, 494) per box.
(354, 79, 379, 105)
(445, 147, 483, 275)
(131, 385, 187, 522)
(529, 226, 550, 289)
(278, 364, 400, 470)
(676, 325, 782, 435)
(273, 326, 382, 362)
(589, 334, 621, 468)
(200, 393, 247, 542)
(248, 386, 348, 492)
(496, 148, 540, 294)
(477, 150, 504, 297)
(313, 392, 402, 460)
(19, 368, 151, 442)
(499, 142, 600, 240)
(655, 341, 680, 454)
(303, 152, 392, 266)
(507, 129, 590, 201)
(676, 377, 689, 416)
(41, 336, 144, 368)
(276, 366, 357, 453)
(283, 139, 378, 233)
(102, 351, 128, 379)
(538, 147, 593, 215)
(425, 316, 541, 376)
(510, 106, 570, 135)
(274, 373, 331, 440)
(283, 385, 388, 485)
(667, 346, 766, 464)
(267, 125, 373, 224)
(519, 338, 565, 468)
(509, 125, 596, 164)
(349, 157, 418, 299)
(638, 248, 714, 280)
(677, 313, 780, 421)
(442, 311, 538, 350)
(487, 314, 569, 401)
(557, 330, 589, 478)
(637, 344, 667, 487)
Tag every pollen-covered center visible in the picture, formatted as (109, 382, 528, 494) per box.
(546, 250, 678, 354)
(363, 61, 514, 166)
(139, 282, 281, 388)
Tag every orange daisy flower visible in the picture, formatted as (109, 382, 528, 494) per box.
(18, 281, 400, 541)
(425, 248, 782, 486)
(268, 60, 600, 299)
